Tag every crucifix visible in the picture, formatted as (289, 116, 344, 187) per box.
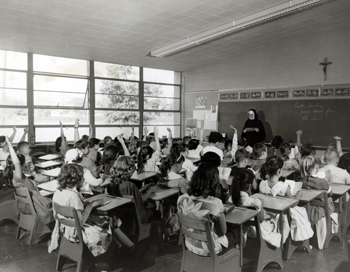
(319, 57, 332, 81)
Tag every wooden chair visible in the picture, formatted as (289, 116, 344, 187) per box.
(54, 203, 116, 272)
(311, 191, 342, 249)
(0, 198, 18, 224)
(14, 187, 51, 246)
(178, 212, 241, 272)
(119, 195, 164, 258)
(242, 206, 284, 272)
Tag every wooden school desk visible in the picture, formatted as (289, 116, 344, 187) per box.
(331, 184, 350, 236)
(37, 179, 58, 192)
(225, 206, 260, 266)
(151, 186, 180, 218)
(38, 154, 62, 161)
(130, 171, 157, 182)
(41, 168, 61, 180)
(35, 161, 62, 170)
(86, 194, 132, 212)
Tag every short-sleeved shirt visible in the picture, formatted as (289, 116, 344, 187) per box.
(144, 150, 161, 173)
(201, 146, 223, 160)
(188, 145, 203, 159)
(322, 164, 350, 185)
(259, 180, 289, 197)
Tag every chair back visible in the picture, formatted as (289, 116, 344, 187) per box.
(14, 187, 36, 215)
(177, 212, 216, 257)
(53, 202, 84, 243)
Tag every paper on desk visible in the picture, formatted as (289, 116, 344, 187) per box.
(285, 180, 303, 196)
(218, 167, 231, 180)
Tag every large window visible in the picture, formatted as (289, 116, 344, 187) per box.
(0, 50, 181, 144)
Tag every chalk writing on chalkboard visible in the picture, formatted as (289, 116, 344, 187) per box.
(306, 89, 319, 97)
(265, 91, 276, 98)
(240, 92, 250, 99)
(277, 90, 289, 98)
(251, 92, 261, 99)
(320, 89, 334, 96)
(293, 90, 305, 97)
(294, 102, 335, 121)
(335, 88, 349, 96)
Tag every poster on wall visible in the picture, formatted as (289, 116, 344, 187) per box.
(185, 118, 198, 137)
(195, 96, 207, 108)
(210, 105, 218, 121)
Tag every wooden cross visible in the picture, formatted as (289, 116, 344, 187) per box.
(319, 57, 332, 81)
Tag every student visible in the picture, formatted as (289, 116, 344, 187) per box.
(108, 155, 160, 223)
(137, 126, 161, 173)
(269, 135, 283, 157)
(49, 164, 115, 257)
(259, 156, 313, 243)
(161, 128, 173, 156)
(201, 131, 224, 160)
(4, 136, 54, 226)
(0, 126, 17, 166)
(128, 127, 138, 158)
(74, 139, 100, 178)
(320, 136, 343, 164)
(87, 137, 101, 164)
(322, 149, 350, 185)
(177, 163, 236, 256)
(299, 156, 335, 249)
(280, 142, 299, 171)
(231, 149, 253, 175)
(187, 139, 203, 159)
(159, 152, 189, 193)
(173, 143, 197, 182)
(338, 153, 350, 174)
(55, 120, 80, 158)
(250, 143, 267, 172)
(182, 136, 191, 147)
(103, 136, 114, 148)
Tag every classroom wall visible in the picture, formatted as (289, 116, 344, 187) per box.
(182, 28, 350, 140)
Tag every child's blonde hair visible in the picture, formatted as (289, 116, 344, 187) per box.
(300, 156, 317, 177)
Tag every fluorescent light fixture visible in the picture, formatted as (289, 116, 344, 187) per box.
(149, 0, 331, 58)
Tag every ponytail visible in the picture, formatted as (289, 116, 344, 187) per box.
(3, 153, 26, 187)
(300, 155, 317, 178)
(260, 155, 283, 180)
(230, 170, 255, 205)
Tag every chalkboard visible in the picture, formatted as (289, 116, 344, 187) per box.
(218, 99, 350, 148)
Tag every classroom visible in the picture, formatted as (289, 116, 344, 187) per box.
(1, 0, 350, 271)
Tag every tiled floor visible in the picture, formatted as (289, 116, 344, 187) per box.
(1, 219, 349, 272)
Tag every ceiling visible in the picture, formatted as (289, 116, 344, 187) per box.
(0, 0, 349, 72)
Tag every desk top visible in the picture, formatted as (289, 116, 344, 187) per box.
(35, 161, 62, 169)
(296, 189, 323, 203)
(330, 184, 350, 196)
(37, 179, 59, 192)
(86, 194, 132, 212)
(225, 206, 260, 225)
(250, 193, 299, 213)
(130, 171, 157, 181)
(150, 187, 179, 201)
(187, 157, 201, 164)
(38, 154, 62, 161)
(41, 167, 61, 178)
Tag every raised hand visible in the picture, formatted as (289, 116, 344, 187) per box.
(154, 125, 158, 136)
(333, 136, 342, 141)
(74, 118, 80, 128)
(296, 130, 303, 136)
(144, 127, 149, 135)
(24, 127, 29, 133)
(167, 127, 171, 132)
(230, 125, 237, 132)
(13, 126, 17, 132)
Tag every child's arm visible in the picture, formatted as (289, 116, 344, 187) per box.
(154, 126, 161, 152)
(20, 128, 29, 142)
(74, 118, 80, 143)
(89, 124, 92, 140)
(141, 185, 157, 203)
(230, 125, 238, 158)
(296, 130, 302, 149)
(334, 136, 342, 156)
(116, 135, 130, 156)
(5, 136, 22, 181)
(60, 121, 67, 152)
(143, 127, 148, 141)
(3, 126, 17, 153)
(199, 129, 204, 145)
(167, 128, 173, 152)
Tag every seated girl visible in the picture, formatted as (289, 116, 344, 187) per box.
(299, 156, 336, 249)
(74, 140, 100, 178)
(4, 136, 54, 226)
(259, 156, 314, 243)
(280, 142, 299, 172)
(108, 155, 160, 223)
(137, 126, 161, 173)
(159, 152, 189, 194)
(173, 143, 197, 182)
(187, 138, 203, 159)
(177, 163, 236, 256)
(88, 137, 102, 165)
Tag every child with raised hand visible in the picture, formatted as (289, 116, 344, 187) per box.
(280, 142, 299, 171)
(172, 143, 197, 182)
(161, 128, 173, 156)
(320, 136, 343, 164)
(137, 126, 161, 173)
(201, 131, 224, 160)
(159, 151, 189, 193)
(322, 149, 350, 184)
(0, 126, 17, 166)
(88, 137, 101, 165)
(128, 127, 138, 158)
(55, 121, 70, 157)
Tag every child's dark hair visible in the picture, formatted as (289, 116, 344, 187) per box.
(110, 156, 136, 186)
(230, 170, 255, 206)
(187, 139, 199, 151)
(182, 136, 191, 145)
(137, 146, 154, 173)
(188, 163, 221, 199)
(104, 136, 112, 144)
(208, 132, 223, 144)
(55, 136, 65, 152)
(74, 139, 89, 150)
(338, 153, 350, 174)
(140, 141, 149, 148)
(4, 154, 26, 187)
(172, 143, 186, 156)
(81, 135, 89, 141)
(103, 145, 120, 164)
(17, 141, 30, 152)
(260, 155, 284, 179)
(0, 136, 5, 144)
(114, 136, 126, 144)
(252, 143, 267, 159)
(159, 152, 184, 178)
(238, 138, 247, 147)
(271, 135, 283, 149)
(235, 149, 249, 163)
(300, 143, 313, 157)
(161, 138, 168, 148)
(57, 164, 84, 191)
(224, 140, 232, 150)
(88, 138, 100, 148)
(280, 142, 291, 160)
(201, 151, 221, 167)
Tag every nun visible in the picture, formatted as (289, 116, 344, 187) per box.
(241, 109, 266, 147)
